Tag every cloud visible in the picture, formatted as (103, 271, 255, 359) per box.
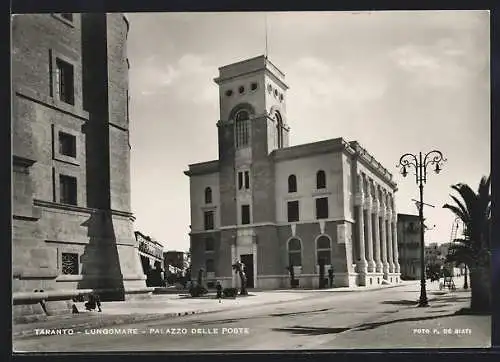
(131, 53, 218, 105)
(389, 39, 477, 88)
(286, 56, 387, 107)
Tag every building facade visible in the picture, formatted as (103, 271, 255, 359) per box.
(397, 213, 421, 280)
(12, 13, 146, 308)
(164, 251, 185, 271)
(135, 232, 164, 272)
(185, 56, 401, 289)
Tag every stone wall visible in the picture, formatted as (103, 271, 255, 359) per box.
(12, 14, 146, 313)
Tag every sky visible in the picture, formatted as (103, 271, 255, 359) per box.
(126, 11, 490, 252)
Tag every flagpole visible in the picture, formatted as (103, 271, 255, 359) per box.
(265, 13, 268, 59)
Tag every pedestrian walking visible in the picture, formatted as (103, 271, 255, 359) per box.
(328, 267, 334, 288)
(216, 281, 223, 303)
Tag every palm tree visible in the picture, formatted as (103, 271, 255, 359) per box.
(232, 260, 248, 295)
(443, 175, 491, 313)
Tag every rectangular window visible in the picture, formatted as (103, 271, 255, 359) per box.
(58, 132, 76, 157)
(287, 201, 299, 222)
(59, 175, 77, 205)
(316, 197, 329, 219)
(244, 171, 250, 189)
(241, 204, 250, 225)
(55, 58, 75, 105)
(204, 211, 214, 230)
(238, 172, 243, 190)
(61, 252, 79, 275)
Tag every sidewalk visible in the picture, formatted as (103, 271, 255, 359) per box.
(315, 283, 491, 349)
(13, 281, 412, 339)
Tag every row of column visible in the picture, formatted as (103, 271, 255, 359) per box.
(355, 177, 400, 279)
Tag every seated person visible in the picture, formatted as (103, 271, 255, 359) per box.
(84, 293, 102, 312)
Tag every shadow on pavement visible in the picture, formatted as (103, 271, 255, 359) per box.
(353, 312, 457, 331)
(270, 308, 332, 317)
(272, 326, 351, 335)
(381, 300, 418, 306)
(455, 307, 491, 316)
(178, 294, 257, 300)
(430, 303, 452, 308)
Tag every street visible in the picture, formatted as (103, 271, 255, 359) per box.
(14, 282, 490, 352)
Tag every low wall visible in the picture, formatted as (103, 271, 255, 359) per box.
(13, 287, 155, 323)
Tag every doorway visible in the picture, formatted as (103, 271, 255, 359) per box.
(240, 254, 254, 288)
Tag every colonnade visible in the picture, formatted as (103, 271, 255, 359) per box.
(355, 173, 400, 282)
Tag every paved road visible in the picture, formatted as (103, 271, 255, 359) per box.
(14, 283, 490, 352)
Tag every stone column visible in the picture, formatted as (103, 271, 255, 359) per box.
(392, 214, 400, 273)
(355, 174, 367, 276)
(373, 194, 382, 273)
(386, 206, 395, 274)
(380, 197, 389, 279)
(364, 181, 375, 272)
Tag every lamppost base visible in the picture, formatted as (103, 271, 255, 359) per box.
(417, 300, 429, 307)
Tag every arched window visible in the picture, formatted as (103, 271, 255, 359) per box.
(288, 238, 302, 267)
(288, 174, 297, 193)
(275, 112, 283, 149)
(316, 235, 332, 265)
(204, 187, 212, 204)
(235, 109, 250, 148)
(316, 170, 326, 189)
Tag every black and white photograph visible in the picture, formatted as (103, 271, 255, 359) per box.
(11, 10, 492, 352)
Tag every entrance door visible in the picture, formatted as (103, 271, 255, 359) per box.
(240, 254, 254, 288)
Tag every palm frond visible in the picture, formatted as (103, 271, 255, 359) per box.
(443, 204, 468, 221)
(451, 183, 477, 213)
(449, 195, 470, 222)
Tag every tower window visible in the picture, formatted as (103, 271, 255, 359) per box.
(204, 211, 214, 230)
(279, 93, 284, 102)
(235, 110, 250, 148)
(267, 84, 272, 93)
(238, 172, 243, 190)
(288, 175, 297, 193)
(55, 58, 75, 105)
(275, 112, 283, 149)
(316, 170, 326, 189)
(287, 201, 299, 222)
(274, 89, 278, 97)
(204, 187, 212, 204)
(244, 171, 250, 189)
(237, 171, 250, 190)
(59, 175, 77, 205)
(316, 197, 329, 219)
(251, 82, 258, 91)
(225, 89, 233, 97)
(239, 86, 245, 94)
(241, 205, 250, 225)
(58, 132, 76, 157)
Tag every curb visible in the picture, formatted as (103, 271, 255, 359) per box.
(13, 282, 412, 339)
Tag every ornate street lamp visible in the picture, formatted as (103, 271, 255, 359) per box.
(397, 151, 446, 307)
